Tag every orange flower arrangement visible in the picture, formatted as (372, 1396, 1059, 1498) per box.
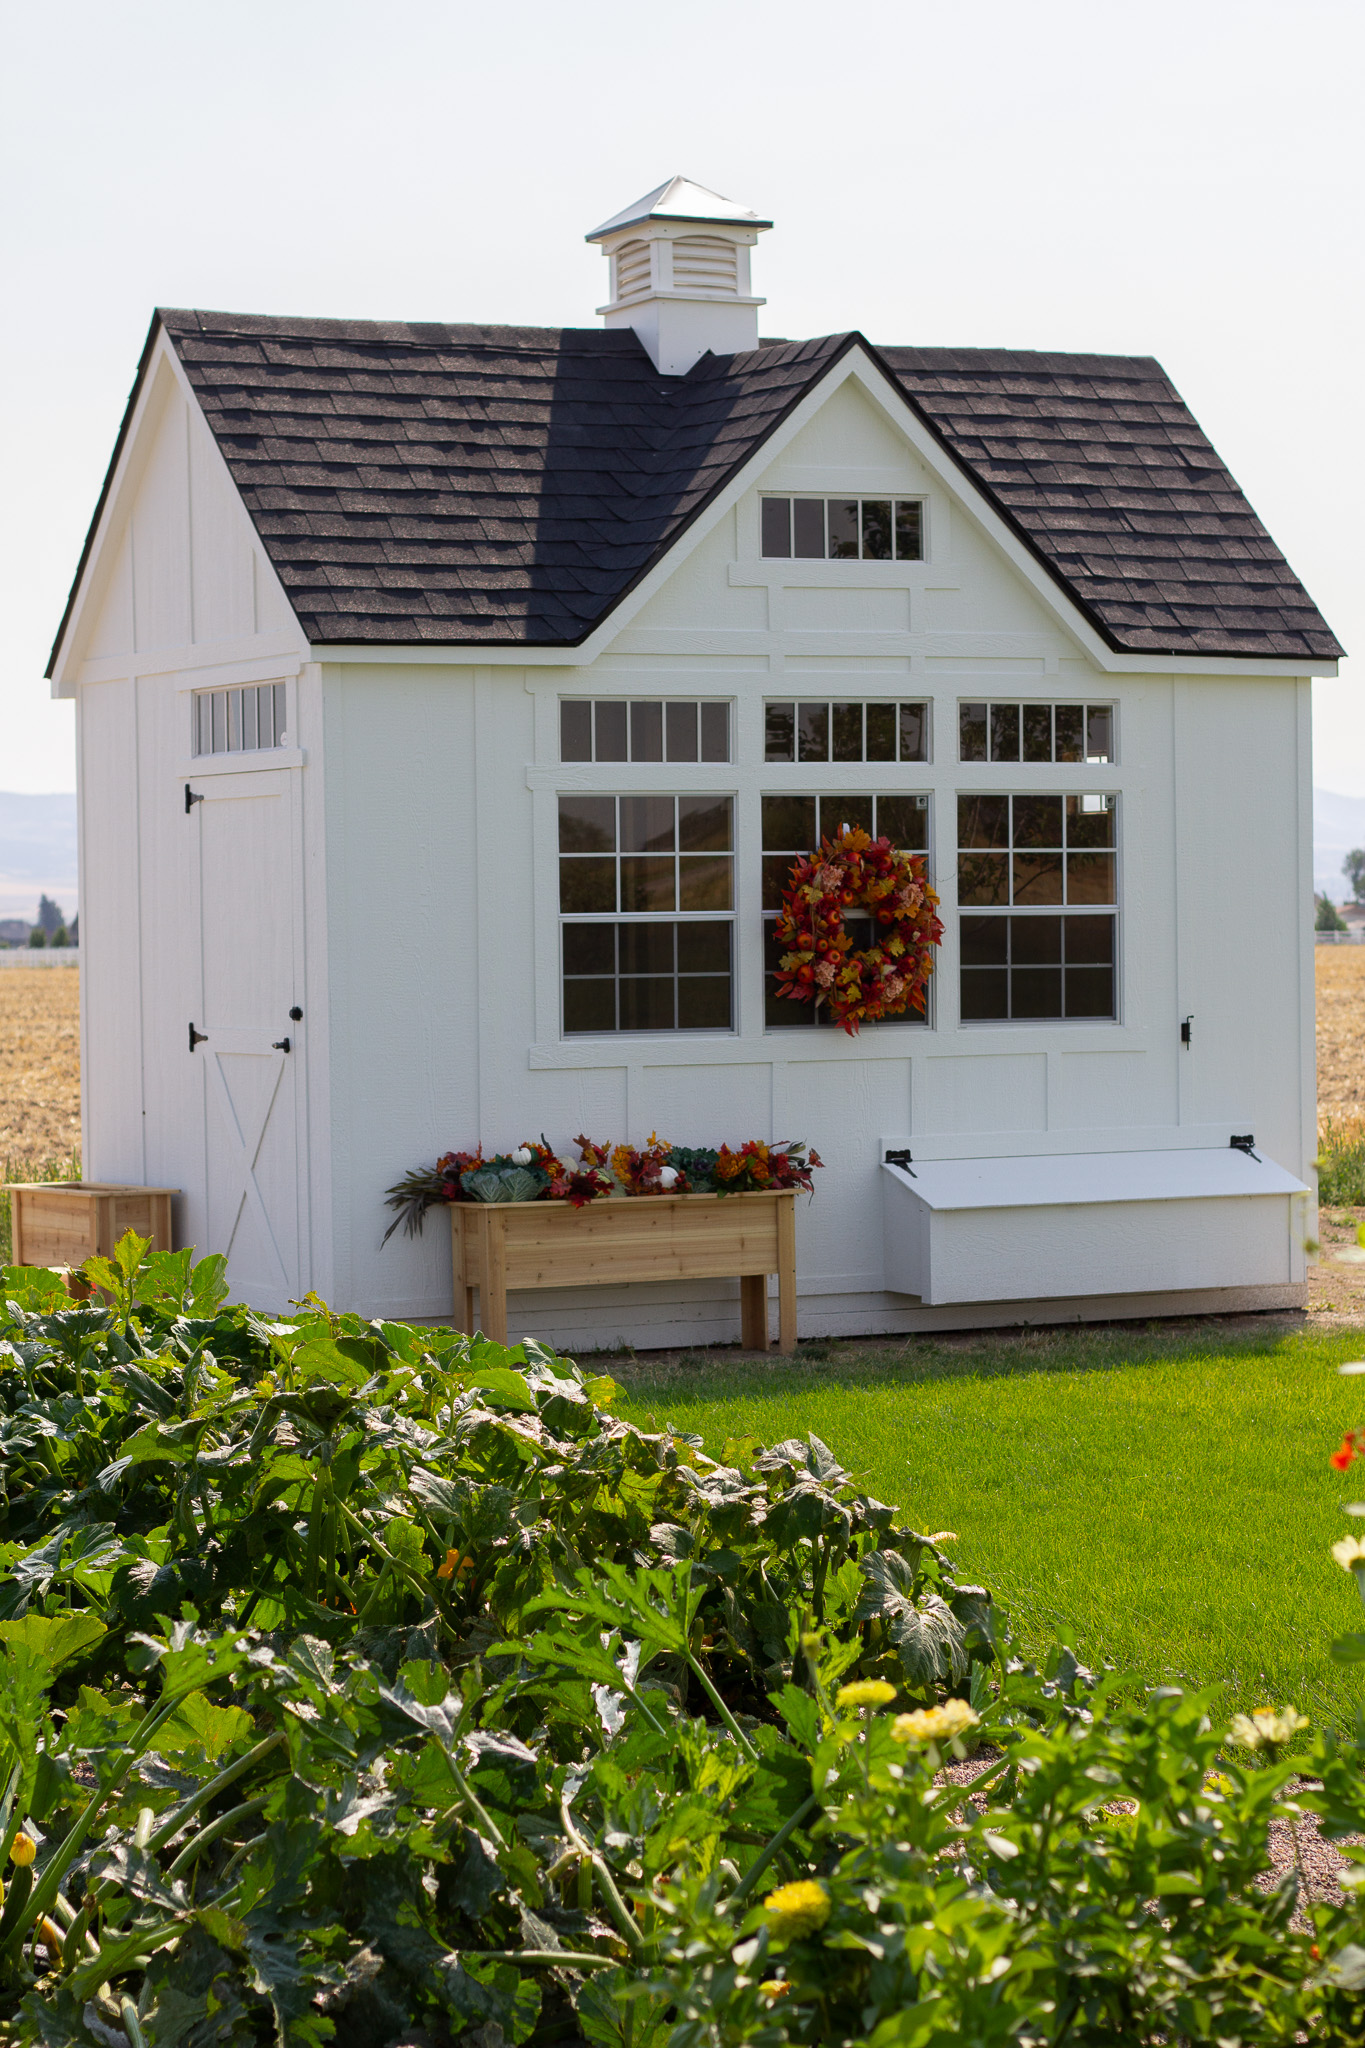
(773, 825, 943, 1037)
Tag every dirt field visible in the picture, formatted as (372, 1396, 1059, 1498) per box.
(0, 968, 80, 1168)
(1315, 945, 1365, 1118)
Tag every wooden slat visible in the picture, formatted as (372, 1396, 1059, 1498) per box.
(6, 1183, 177, 1268)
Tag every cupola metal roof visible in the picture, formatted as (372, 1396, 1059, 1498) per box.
(586, 176, 773, 242)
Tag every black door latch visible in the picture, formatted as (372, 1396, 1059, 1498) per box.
(272, 1037, 291, 1054)
(289, 1006, 303, 1022)
(184, 784, 203, 815)
(188, 1022, 208, 1051)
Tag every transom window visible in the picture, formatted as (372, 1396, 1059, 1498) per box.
(957, 793, 1117, 1022)
(761, 497, 924, 561)
(192, 683, 287, 757)
(765, 700, 929, 764)
(959, 701, 1113, 764)
(762, 793, 930, 1029)
(560, 699, 730, 764)
(559, 795, 733, 1034)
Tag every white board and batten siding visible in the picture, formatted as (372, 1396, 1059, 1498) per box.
(55, 337, 332, 1309)
(56, 343, 1319, 1337)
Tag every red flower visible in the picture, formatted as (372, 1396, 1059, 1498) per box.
(1332, 1438, 1357, 1471)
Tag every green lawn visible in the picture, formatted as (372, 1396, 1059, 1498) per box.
(609, 1319, 1365, 1729)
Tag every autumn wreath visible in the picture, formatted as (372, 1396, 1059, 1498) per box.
(773, 824, 944, 1035)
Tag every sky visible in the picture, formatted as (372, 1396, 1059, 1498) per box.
(0, 0, 1360, 796)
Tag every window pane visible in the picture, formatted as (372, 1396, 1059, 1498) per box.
(564, 979, 617, 1033)
(1066, 795, 1115, 848)
(1066, 851, 1116, 904)
(630, 701, 663, 762)
(827, 499, 859, 558)
(798, 703, 829, 761)
(1012, 851, 1064, 904)
(832, 702, 863, 761)
(1022, 703, 1052, 762)
(666, 701, 698, 762)
(273, 682, 286, 744)
(258, 685, 274, 749)
(678, 977, 731, 1029)
(211, 691, 226, 753)
(563, 924, 615, 974)
(595, 700, 628, 762)
(701, 702, 729, 762)
(679, 856, 732, 910)
(866, 702, 896, 761)
(193, 695, 206, 755)
(620, 795, 674, 853)
(764, 920, 817, 1028)
(819, 794, 873, 837)
(1013, 967, 1063, 1018)
(559, 795, 616, 853)
(678, 921, 731, 974)
(1086, 706, 1113, 762)
(762, 794, 816, 849)
(958, 793, 1009, 848)
(620, 857, 676, 912)
(793, 499, 825, 558)
(959, 702, 988, 762)
(559, 857, 616, 912)
(960, 916, 1008, 966)
(765, 704, 795, 761)
(1013, 794, 1064, 848)
(619, 924, 675, 975)
(1063, 914, 1113, 964)
(243, 687, 259, 751)
(1054, 704, 1083, 762)
(958, 852, 1009, 905)
(561, 701, 592, 761)
(761, 498, 791, 557)
(961, 969, 1008, 1019)
(763, 854, 800, 909)
(989, 703, 1020, 761)
(894, 501, 923, 560)
(1011, 916, 1062, 963)
(899, 702, 929, 762)
(1065, 966, 1115, 1018)
(861, 500, 892, 559)
(620, 978, 675, 1031)
(679, 796, 732, 851)
(875, 794, 928, 850)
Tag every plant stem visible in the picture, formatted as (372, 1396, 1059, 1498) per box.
(559, 1795, 642, 1954)
(727, 1794, 820, 1908)
(147, 1731, 286, 1854)
(165, 1794, 270, 1880)
(683, 1651, 760, 1762)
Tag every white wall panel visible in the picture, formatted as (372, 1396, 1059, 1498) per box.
(78, 680, 144, 1181)
(131, 391, 192, 653)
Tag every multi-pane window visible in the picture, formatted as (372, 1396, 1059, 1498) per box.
(761, 497, 924, 561)
(192, 683, 287, 756)
(559, 795, 733, 1033)
(765, 701, 929, 764)
(762, 793, 931, 1028)
(560, 699, 730, 764)
(959, 702, 1113, 764)
(957, 793, 1117, 1021)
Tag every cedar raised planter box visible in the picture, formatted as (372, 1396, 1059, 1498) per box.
(7, 1182, 177, 1268)
(450, 1189, 798, 1352)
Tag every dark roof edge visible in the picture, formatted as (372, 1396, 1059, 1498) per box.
(45, 311, 169, 680)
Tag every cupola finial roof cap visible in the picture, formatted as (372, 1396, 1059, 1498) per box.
(585, 176, 772, 243)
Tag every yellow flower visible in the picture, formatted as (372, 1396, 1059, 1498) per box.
(891, 1699, 980, 1746)
(758, 1981, 791, 2001)
(835, 1679, 897, 1713)
(762, 1880, 831, 1939)
(1332, 1535, 1365, 1572)
(436, 1549, 473, 1581)
(1229, 1705, 1309, 1751)
(9, 1834, 35, 1868)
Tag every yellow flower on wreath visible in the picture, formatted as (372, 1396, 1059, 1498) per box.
(763, 1880, 831, 1939)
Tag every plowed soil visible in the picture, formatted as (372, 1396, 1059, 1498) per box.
(1316, 946, 1365, 1118)
(0, 968, 80, 1168)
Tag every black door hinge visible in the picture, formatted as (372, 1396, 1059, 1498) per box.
(188, 1022, 208, 1051)
(1181, 1014, 1193, 1047)
(884, 1147, 917, 1177)
(185, 784, 204, 815)
(1230, 1132, 1261, 1160)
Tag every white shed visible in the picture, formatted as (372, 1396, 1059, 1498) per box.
(46, 177, 1340, 1341)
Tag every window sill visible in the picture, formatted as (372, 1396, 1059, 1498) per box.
(178, 748, 307, 777)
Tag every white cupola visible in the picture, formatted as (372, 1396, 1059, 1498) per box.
(586, 176, 772, 376)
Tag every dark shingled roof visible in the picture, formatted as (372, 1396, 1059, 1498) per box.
(52, 310, 1342, 668)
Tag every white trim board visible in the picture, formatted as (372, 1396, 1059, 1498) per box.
(882, 1147, 1308, 1211)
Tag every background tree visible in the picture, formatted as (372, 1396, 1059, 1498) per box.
(1344, 849, 1365, 903)
(26, 926, 45, 948)
(1318, 892, 1349, 932)
(49, 923, 68, 947)
(36, 894, 63, 935)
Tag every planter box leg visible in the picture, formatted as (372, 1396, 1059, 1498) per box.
(740, 1274, 768, 1350)
(483, 1214, 509, 1346)
(776, 1197, 798, 1354)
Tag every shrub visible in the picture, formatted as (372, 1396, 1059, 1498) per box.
(1, 1237, 1364, 2045)
(1319, 1115, 1365, 1206)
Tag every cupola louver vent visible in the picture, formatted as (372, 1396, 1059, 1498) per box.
(671, 236, 739, 293)
(614, 240, 651, 302)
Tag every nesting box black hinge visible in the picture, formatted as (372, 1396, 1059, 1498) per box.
(1230, 1133, 1261, 1160)
(884, 1147, 917, 1177)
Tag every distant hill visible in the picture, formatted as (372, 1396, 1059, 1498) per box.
(0, 792, 77, 927)
(1315, 789, 1365, 903)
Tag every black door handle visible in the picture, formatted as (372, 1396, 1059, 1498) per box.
(272, 1037, 291, 1053)
(189, 1023, 208, 1050)
(185, 784, 203, 815)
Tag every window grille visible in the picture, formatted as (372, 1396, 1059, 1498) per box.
(957, 792, 1117, 1021)
(765, 700, 929, 764)
(761, 497, 924, 561)
(959, 701, 1113, 764)
(192, 683, 287, 757)
(560, 700, 730, 764)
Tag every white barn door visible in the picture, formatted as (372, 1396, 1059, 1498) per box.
(188, 768, 306, 1308)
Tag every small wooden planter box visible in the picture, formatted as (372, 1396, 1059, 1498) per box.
(451, 1189, 797, 1353)
(7, 1183, 177, 1268)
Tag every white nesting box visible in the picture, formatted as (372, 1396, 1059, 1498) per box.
(882, 1148, 1310, 1307)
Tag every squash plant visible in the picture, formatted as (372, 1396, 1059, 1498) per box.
(0, 1237, 1362, 2046)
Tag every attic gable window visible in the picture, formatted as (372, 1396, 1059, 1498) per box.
(193, 683, 287, 756)
(761, 497, 924, 561)
(560, 699, 730, 764)
(960, 701, 1113, 764)
(765, 700, 929, 764)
